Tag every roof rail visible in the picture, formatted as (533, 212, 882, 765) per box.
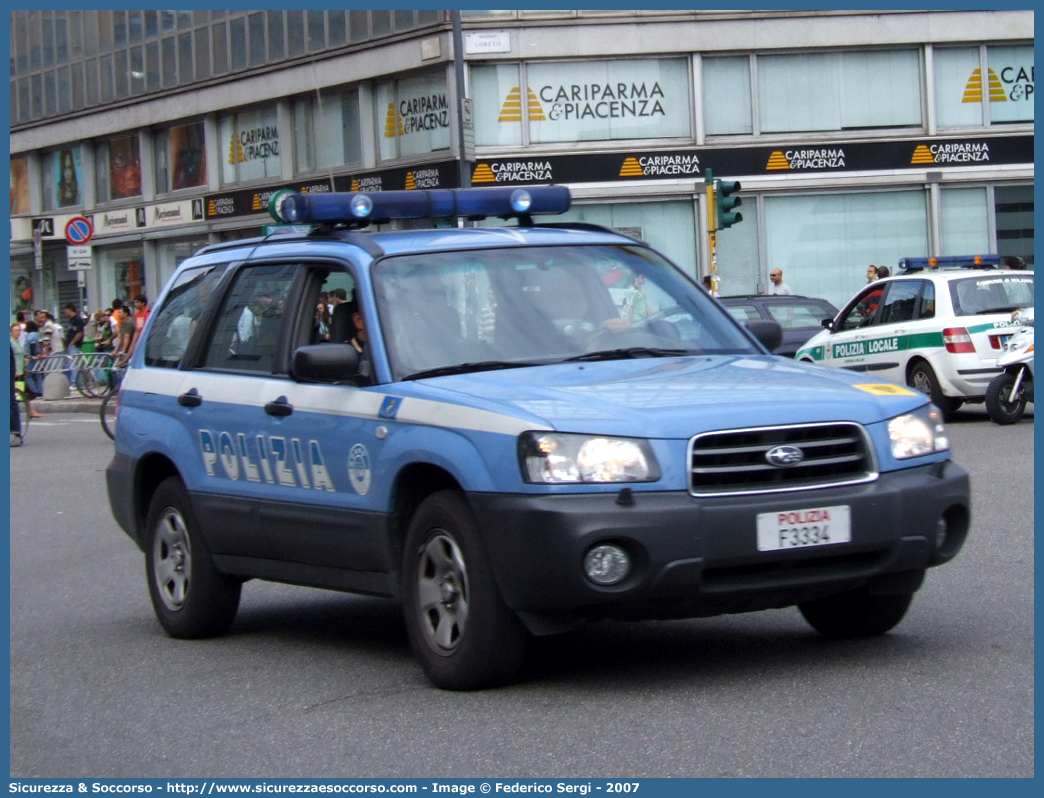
(897, 254, 999, 273)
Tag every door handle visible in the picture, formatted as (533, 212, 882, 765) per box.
(264, 396, 294, 417)
(177, 388, 202, 407)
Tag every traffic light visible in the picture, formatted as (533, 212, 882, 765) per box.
(714, 176, 742, 230)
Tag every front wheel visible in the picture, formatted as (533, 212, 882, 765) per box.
(402, 490, 528, 690)
(985, 371, 1027, 425)
(145, 476, 241, 638)
(908, 361, 961, 419)
(100, 391, 118, 440)
(799, 589, 913, 638)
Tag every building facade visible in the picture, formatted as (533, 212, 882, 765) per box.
(9, 9, 1034, 318)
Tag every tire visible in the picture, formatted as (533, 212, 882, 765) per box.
(402, 490, 528, 690)
(14, 387, 31, 438)
(100, 391, 118, 440)
(985, 371, 1027, 425)
(799, 589, 913, 638)
(75, 368, 108, 398)
(908, 361, 961, 419)
(145, 476, 241, 639)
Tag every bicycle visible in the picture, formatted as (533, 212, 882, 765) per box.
(100, 365, 126, 440)
(73, 352, 114, 398)
(12, 383, 34, 444)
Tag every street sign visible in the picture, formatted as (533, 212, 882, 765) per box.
(67, 245, 93, 270)
(65, 216, 94, 244)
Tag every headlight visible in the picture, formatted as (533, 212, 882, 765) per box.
(519, 432, 660, 484)
(887, 405, 950, 460)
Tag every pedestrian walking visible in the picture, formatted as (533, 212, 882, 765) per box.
(767, 268, 793, 295)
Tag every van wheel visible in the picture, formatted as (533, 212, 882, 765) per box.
(402, 490, 528, 690)
(908, 361, 961, 418)
(145, 477, 241, 639)
(799, 589, 913, 638)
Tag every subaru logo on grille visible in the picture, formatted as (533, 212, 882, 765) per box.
(766, 445, 804, 467)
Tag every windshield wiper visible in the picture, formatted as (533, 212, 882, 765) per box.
(403, 360, 545, 380)
(561, 347, 689, 363)
(978, 305, 1029, 315)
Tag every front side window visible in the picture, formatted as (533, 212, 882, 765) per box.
(202, 263, 296, 373)
(876, 280, 923, 325)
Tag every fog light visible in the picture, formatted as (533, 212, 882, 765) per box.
(935, 518, 948, 549)
(584, 544, 631, 586)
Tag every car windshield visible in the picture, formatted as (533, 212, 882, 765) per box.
(372, 244, 759, 380)
(951, 273, 1034, 316)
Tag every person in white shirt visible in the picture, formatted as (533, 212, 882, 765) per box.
(767, 268, 793, 296)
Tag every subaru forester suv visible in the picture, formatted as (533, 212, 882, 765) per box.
(106, 187, 970, 690)
(795, 256, 1034, 418)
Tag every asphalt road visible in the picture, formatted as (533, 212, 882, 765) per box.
(7, 406, 1034, 778)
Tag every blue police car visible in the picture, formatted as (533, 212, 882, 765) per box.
(106, 186, 970, 690)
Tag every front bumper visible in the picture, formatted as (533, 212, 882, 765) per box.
(471, 460, 969, 631)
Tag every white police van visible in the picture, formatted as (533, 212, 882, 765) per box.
(107, 186, 970, 690)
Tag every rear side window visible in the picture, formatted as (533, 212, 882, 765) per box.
(724, 303, 761, 323)
(143, 263, 229, 369)
(764, 300, 833, 330)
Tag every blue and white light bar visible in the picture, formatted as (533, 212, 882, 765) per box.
(268, 186, 571, 226)
(898, 254, 1000, 272)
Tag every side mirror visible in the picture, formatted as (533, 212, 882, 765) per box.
(745, 319, 783, 352)
(821, 317, 834, 331)
(291, 343, 361, 383)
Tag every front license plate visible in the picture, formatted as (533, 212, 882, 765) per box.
(756, 505, 851, 552)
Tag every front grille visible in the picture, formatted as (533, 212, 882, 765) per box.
(689, 422, 876, 496)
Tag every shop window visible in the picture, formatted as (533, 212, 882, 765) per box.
(764, 190, 928, 310)
(376, 73, 451, 161)
(936, 45, 1034, 129)
(219, 105, 281, 184)
(987, 45, 1034, 124)
(96, 135, 143, 203)
(940, 187, 990, 256)
(43, 147, 83, 210)
(293, 89, 362, 174)
(704, 57, 752, 136)
(473, 59, 690, 147)
(758, 50, 921, 134)
(156, 121, 208, 193)
(10, 157, 30, 215)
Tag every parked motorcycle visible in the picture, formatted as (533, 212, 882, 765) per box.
(985, 307, 1034, 425)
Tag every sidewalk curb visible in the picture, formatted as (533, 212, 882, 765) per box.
(31, 397, 104, 415)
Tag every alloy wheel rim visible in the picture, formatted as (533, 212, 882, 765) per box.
(153, 508, 191, 612)
(416, 532, 470, 652)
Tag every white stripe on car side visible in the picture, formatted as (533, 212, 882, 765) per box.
(122, 368, 551, 437)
